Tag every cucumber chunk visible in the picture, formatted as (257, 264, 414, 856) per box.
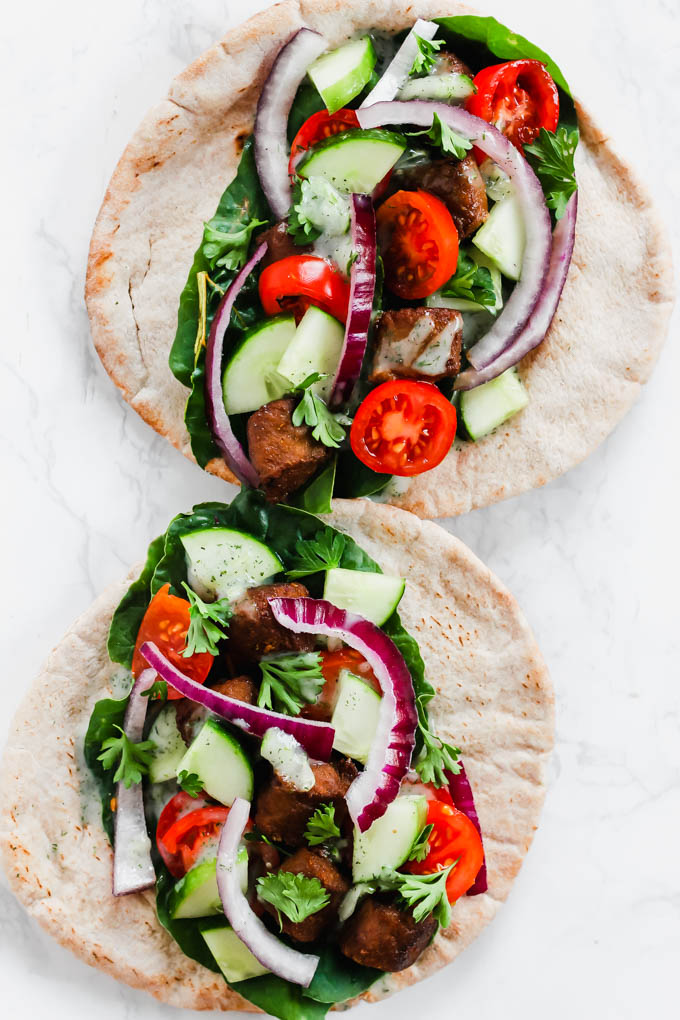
(323, 567, 405, 626)
(399, 72, 475, 103)
(472, 192, 525, 281)
(331, 670, 381, 764)
(176, 718, 254, 806)
(222, 316, 296, 414)
(148, 705, 186, 784)
(202, 926, 270, 982)
(460, 368, 529, 440)
(277, 304, 345, 399)
(181, 527, 283, 603)
(168, 849, 248, 920)
(307, 36, 376, 114)
(299, 129, 407, 196)
(352, 795, 428, 883)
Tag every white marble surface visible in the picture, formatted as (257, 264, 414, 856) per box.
(1, 0, 678, 1016)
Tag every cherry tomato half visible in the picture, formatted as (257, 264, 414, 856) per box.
(258, 255, 350, 324)
(376, 190, 459, 300)
(131, 583, 214, 701)
(156, 791, 213, 877)
(350, 380, 457, 477)
(466, 59, 559, 154)
(289, 108, 360, 175)
(407, 800, 484, 902)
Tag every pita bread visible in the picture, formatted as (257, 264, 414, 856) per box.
(85, 0, 674, 518)
(0, 499, 552, 1011)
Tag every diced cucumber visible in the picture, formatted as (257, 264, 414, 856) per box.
(299, 129, 407, 195)
(202, 926, 269, 982)
(307, 36, 376, 114)
(352, 795, 428, 883)
(479, 158, 514, 202)
(168, 849, 248, 920)
(323, 567, 405, 626)
(148, 705, 186, 784)
(331, 670, 381, 764)
(176, 718, 253, 806)
(181, 528, 283, 603)
(222, 316, 296, 414)
(276, 304, 345, 399)
(460, 368, 529, 441)
(399, 72, 475, 103)
(472, 193, 525, 281)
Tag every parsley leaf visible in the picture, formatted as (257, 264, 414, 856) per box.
(292, 375, 350, 449)
(408, 822, 434, 862)
(305, 803, 341, 846)
(408, 113, 472, 160)
(96, 726, 155, 789)
(140, 679, 168, 703)
(524, 126, 579, 220)
(410, 34, 443, 76)
(286, 528, 348, 579)
(201, 212, 267, 274)
(414, 723, 461, 787)
(256, 871, 330, 927)
(287, 177, 322, 245)
(377, 865, 455, 927)
(258, 652, 325, 715)
(181, 583, 233, 657)
(177, 770, 204, 797)
(441, 251, 497, 308)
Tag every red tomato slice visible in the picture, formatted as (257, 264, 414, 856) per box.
(407, 800, 484, 902)
(376, 190, 459, 300)
(258, 255, 350, 324)
(157, 800, 236, 878)
(466, 59, 559, 154)
(156, 791, 212, 877)
(350, 380, 457, 477)
(131, 584, 214, 701)
(289, 109, 360, 175)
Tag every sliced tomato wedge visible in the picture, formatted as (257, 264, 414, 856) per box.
(376, 190, 459, 300)
(156, 791, 213, 877)
(407, 799, 484, 902)
(157, 793, 243, 879)
(289, 108, 360, 175)
(350, 380, 457, 477)
(131, 583, 213, 701)
(258, 255, 350, 324)
(466, 59, 559, 154)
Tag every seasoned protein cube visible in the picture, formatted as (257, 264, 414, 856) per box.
(369, 307, 463, 384)
(227, 582, 314, 664)
(261, 848, 349, 942)
(247, 398, 330, 503)
(339, 894, 438, 971)
(388, 155, 488, 239)
(255, 759, 357, 847)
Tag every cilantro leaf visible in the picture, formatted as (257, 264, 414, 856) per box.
(292, 375, 350, 449)
(181, 583, 233, 657)
(524, 126, 579, 219)
(414, 722, 461, 787)
(286, 528, 348, 579)
(441, 251, 497, 308)
(96, 725, 155, 789)
(408, 113, 472, 160)
(287, 177, 323, 245)
(408, 823, 434, 863)
(258, 652, 325, 716)
(256, 871, 330, 927)
(410, 34, 443, 76)
(177, 770, 204, 797)
(140, 679, 168, 703)
(305, 803, 341, 847)
(201, 212, 267, 273)
(376, 864, 455, 927)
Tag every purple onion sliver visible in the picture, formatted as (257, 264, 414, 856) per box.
(447, 763, 488, 896)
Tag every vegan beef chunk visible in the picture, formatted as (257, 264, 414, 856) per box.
(434, 49, 473, 77)
(257, 220, 312, 269)
(339, 895, 438, 971)
(369, 307, 463, 384)
(390, 156, 488, 239)
(247, 397, 330, 502)
(262, 848, 349, 942)
(227, 582, 314, 663)
(212, 676, 258, 704)
(255, 759, 357, 847)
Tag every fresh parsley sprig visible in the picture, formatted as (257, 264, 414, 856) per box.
(524, 126, 579, 219)
(256, 871, 330, 928)
(177, 771, 204, 797)
(292, 374, 351, 449)
(258, 652, 325, 715)
(414, 720, 461, 788)
(97, 726, 155, 789)
(181, 583, 233, 657)
(408, 823, 434, 863)
(286, 529, 348, 579)
(441, 251, 497, 308)
(410, 34, 443, 76)
(377, 864, 455, 927)
(408, 112, 472, 160)
(140, 679, 168, 703)
(305, 803, 341, 847)
(202, 213, 267, 273)
(287, 177, 323, 246)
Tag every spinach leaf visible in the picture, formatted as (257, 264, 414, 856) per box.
(334, 450, 391, 498)
(232, 975, 330, 1020)
(305, 945, 382, 1003)
(290, 458, 337, 514)
(83, 694, 129, 842)
(107, 534, 164, 668)
(154, 865, 223, 972)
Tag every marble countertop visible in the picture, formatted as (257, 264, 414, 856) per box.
(1, 0, 678, 1016)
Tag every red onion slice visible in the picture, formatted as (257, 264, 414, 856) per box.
(454, 193, 578, 389)
(268, 598, 417, 832)
(205, 243, 267, 486)
(356, 101, 552, 371)
(330, 194, 376, 407)
(217, 797, 319, 986)
(139, 641, 335, 760)
(360, 19, 438, 108)
(255, 28, 327, 219)
(447, 763, 487, 896)
(112, 669, 156, 896)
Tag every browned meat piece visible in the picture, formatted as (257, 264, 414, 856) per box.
(262, 848, 349, 943)
(389, 156, 488, 239)
(175, 676, 255, 743)
(227, 581, 314, 664)
(212, 676, 258, 704)
(369, 307, 463, 384)
(434, 49, 473, 77)
(255, 759, 357, 847)
(248, 840, 281, 891)
(339, 895, 437, 971)
(247, 398, 331, 503)
(257, 220, 312, 269)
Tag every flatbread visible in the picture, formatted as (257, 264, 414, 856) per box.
(0, 500, 553, 1011)
(85, 0, 674, 518)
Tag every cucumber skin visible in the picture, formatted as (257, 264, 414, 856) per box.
(352, 795, 428, 883)
(460, 368, 529, 441)
(308, 36, 377, 114)
(323, 567, 405, 626)
(176, 719, 254, 807)
(202, 926, 269, 982)
(180, 527, 283, 603)
(222, 315, 296, 415)
(298, 128, 407, 195)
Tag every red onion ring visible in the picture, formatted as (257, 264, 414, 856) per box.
(447, 763, 487, 896)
